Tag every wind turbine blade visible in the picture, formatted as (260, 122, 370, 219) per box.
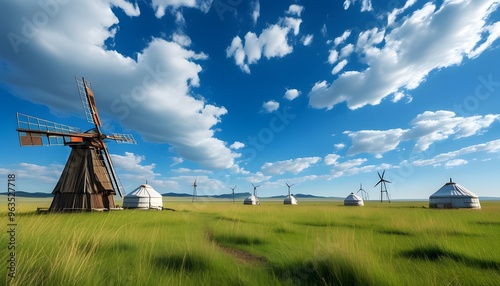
(382, 170, 385, 178)
(374, 181, 381, 187)
(384, 179, 391, 184)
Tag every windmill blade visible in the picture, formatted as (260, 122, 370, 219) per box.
(100, 143, 124, 197)
(251, 183, 256, 188)
(75, 76, 102, 127)
(16, 113, 88, 146)
(384, 179, 391, 184)
(381, 170, 385, 178)
(377, 171, 382, 180)
(106, 133, 136, 144)
(374, 180, 381, 187)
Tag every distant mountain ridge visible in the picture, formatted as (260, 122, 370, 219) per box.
(3, 191, 499, 201)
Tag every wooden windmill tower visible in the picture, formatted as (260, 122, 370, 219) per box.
(15, 77, 136, 211)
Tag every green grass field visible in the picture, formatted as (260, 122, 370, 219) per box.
(2, 197, 500, 285)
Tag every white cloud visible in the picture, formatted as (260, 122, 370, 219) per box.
(171, 157, 184, 166)
(324, 154, 341, 165)
(301, 34, 313, 46)
(261, 157, 321, 175)
(151, 0, 212, 18)
(230, 141, 245, 150)
(406, 111, 500, 151)
(284, 89, 300, 101)
(343, 0, 373, 12)
(387, 0, 417, 27)
(1, 1, 239, 170)
(334, 143, 346, 150)
(286, 4, 304, 17)
(345, 111, 500, 156)
(111, 152, 158, 177)
(251, 0, 260, 24)
(332, 59, 348, 75)
(333, 30, 351, 47)
(263, 100, 280, 113)
(16, 162, 63, 183)
(410, 139, 500, 167)
(327, 49, 339, 64)
(445, 159, 468, 168)
(344, 129, 407, 157)
(309, 1, 500, 110)
(172, 32, 192, 47)
(226, 8, 302, 73)
(339, 44, 354, 59)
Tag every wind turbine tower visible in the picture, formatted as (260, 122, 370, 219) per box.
(284, 182, 298, 205)
(374, 171, 391, 203)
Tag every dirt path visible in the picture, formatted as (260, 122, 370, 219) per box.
(205, 230, 268, 265)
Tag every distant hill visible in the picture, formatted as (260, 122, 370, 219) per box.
(161, 192, 192, 197)
(0, 191, 52, 198)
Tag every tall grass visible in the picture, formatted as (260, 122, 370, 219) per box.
(1, 198, 499, 285)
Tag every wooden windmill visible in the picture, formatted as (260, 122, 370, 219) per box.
(15, 77, 136, 211)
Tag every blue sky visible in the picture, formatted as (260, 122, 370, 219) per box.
(1, 0, 500, 199)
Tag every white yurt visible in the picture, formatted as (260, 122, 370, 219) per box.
(344, 192, 364, 206)
(429, 179, 481, 209)
(123, 184, 163, 210)
(243, 194, 260, 205)
(284, 195, 298, 205)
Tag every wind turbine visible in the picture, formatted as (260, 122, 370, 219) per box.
(374, 170, 391, 203)
(192, 178, 197, 202)
(284, 182, 298, 205)
(230, 185, 237, 203)
(244, 183, 260, 205)
(357, 183, 369, 201)
(251, 183, 260, 196)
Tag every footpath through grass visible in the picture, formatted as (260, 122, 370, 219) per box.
(1, 197, 500, 285)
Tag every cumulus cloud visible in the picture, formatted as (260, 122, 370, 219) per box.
(286, 4, 304, 17)
(262, 100, 280, 113)
(284, 89, 300, 101)
(171, 157, 184, 166)
(301, 34, 313, 46)
(343, 0, 373, 12)
(334, 143, 346, 150)
(409, 139, 500, 167)
(230, 141, 245, 150)
(226, 5, 303, 73)
(324, 154, 341, 165)
(111, 152, 158, 177)
(332, 59, 348, 74)
(151, 0, 212, 18)
(445, 159, 468, 168)
(345, 111, 500, 156)
(172, 32, 192, 47)
(333, 30, 351, 47)
(1, 1, 239, 170)
(251, 0, 260, 24)
(309, 1, 500, 110)
(261, 157, 321, 175)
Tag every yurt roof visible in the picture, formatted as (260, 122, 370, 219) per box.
(125, 184, 162, 198)
(430, 180, 478, 198)
(345, 192, 363, 201)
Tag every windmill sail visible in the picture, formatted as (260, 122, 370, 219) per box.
(75, 76, 102, 127)
(16, 113, 82, 146)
